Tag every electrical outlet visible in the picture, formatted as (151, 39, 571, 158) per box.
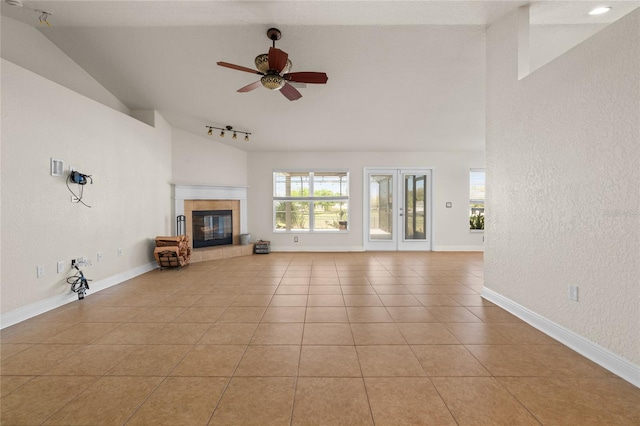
(97, 252, 103, 262)
(57, 261, 65, 274)
(117, 248, 123, 257)
(294, 236, 298, 243)
(569, 285, 579, 302)
(36, 266, 44, 278)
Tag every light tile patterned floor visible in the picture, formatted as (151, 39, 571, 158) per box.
(2, 252, 639, 425)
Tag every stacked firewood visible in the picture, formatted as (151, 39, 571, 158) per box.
(154, 235, 191, 268)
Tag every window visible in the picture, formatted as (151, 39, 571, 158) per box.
(470, 169, 485, 230)
(274, 171, 349, 232)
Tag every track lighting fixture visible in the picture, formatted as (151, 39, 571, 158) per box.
(205, 125, 251, 142)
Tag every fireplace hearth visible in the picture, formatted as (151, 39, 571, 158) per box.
(192, 210, 233, 248)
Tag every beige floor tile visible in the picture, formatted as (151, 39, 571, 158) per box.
(269, 294, 308, 306)
(275, 285, 309, 294)
(306, 294, 345, 306)
(1, 375, 98, 425)
(231, 294, 274, 306)
(280, 277, 311, 285)
(299, 345, 362, 377)
(308, 285, 342, 295)
(217, 306, 266, 322)
(305, 306, 349, 323)
(154, 294, 203, 307)
(107, 344, 191, 376)
(340, 285, 376, 294)
(443, 322, 512, 344)
(465, 306, 522, 322)
(292, 377, 373, 425)
(309, 277, 341, 285)
(351, 323, 406, 345)
(378, 294, 422, 306)
(450, 294, 495, 306)
(262, 306, 307, 322)
(386, 306, 437, 322)
(210, 377, 296, 425)
(503, 377, 640, 425)
(171, 345, 246, 376)
(397, 323, 459, 345)
(302, 323, 354, 345)
(128, 306, 186, 322)
(42, 322, 120, 344)
(365, 377, 456, 425)
(489, 323, 560, 344)
(198, 322, 258, 344)
(0, 343, 33, 359)
(372, 284, 408, 293)
(1, 344, 84, 375)
(43, 376, 162, 425)
(173, 306, 226, 322)
(343, 294, 383, 306)
(427, 306, 483, 322)
(235, 345, 300, 376)
(96, 322, 165, 344)
(127, 376, 227, 425)
(519, 344, 612, 377)
(413, 294, 461, 306)
(152, 322, 212, 344)
(1, 322, 74, 344)
(250, 323, 304, 345)
(1, 375, 33, 397)
(339, 276, 371, 285)
(431, 377, 542, 425)
(465, 345, 554, 377)
(346, 306, 393, 323)
(192, 294, 238, 306)
(412, 345, 491, 376)
(44, 344, 136, 376)
(356, 345, 425, 377)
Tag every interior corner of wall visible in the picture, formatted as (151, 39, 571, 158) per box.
(131, 109, 156, 127)
(517, 5, 531, 80)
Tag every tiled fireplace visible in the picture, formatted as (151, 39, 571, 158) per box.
(172, 184, 251, 262)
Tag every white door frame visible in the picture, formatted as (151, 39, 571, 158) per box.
(363, 168, 432, 251)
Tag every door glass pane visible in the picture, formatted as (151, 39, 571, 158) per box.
(369, 174, 393, 240)
(404, 174, 426, 240)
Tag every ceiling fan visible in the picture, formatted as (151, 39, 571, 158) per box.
(217, 28, 328, 101)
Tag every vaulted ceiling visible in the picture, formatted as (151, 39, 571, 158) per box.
(2, 1, 637, 152)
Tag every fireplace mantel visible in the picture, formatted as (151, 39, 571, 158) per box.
(172, 184, 248, 236)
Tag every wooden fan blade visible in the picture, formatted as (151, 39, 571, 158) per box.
(280, 82, 302, 101)
(237, 81, 262, 93)
(284, 72, 328, 84)
(217, 61, 263, 75)
(268, 47, 289, 73)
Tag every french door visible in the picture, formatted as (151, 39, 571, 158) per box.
(363, 168, 432, 251)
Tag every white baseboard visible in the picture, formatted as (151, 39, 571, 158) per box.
(433, 245, 484, 252)
(482, 287, 640, 388)
(1, 262, 158, 329)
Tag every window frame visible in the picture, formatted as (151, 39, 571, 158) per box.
(469, 168, 485, 232)
(273, 170, 349, 233)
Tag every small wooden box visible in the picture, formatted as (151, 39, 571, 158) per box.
(254, 240, 271, 254)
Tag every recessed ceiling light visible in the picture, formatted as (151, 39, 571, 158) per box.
(589, 6, 612, 15)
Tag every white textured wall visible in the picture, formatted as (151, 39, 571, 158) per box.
(486, 10, 640, 364)
(171, 128, 247, 187)
(247, 151, 484, 251)
(1, 16, 130, 115)
(1, 60, 173, 315)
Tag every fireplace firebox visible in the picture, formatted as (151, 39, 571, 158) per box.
(192, 210, 233, 248)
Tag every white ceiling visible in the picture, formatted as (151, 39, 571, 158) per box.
(2, 1, 638, 152)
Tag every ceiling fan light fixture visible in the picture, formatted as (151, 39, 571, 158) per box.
(261, 74, 285, 90)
